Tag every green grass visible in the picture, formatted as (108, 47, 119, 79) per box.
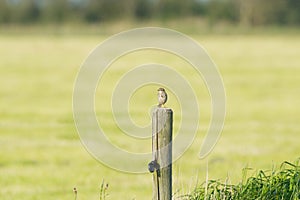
(184, 160, 300, 200)
(0, 30, 300, 199)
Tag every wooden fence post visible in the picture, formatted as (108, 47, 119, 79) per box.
(149, 107, 173, 200)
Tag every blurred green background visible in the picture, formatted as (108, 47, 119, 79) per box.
(0, 0, 299, 27)
(0, 0, 299, 199)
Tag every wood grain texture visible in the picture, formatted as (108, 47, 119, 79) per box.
(152, 107, 173, 200)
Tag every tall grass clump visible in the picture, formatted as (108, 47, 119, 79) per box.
(184, 159, 300, 200)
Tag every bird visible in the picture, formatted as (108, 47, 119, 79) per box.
(157, 88, 168, 107)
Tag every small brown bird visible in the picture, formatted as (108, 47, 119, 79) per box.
(157, 88, 168, 107)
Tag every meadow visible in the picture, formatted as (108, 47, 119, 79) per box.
(0, 29, 299, 199)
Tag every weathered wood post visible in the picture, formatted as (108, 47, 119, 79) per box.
(148, 88, 173, 200)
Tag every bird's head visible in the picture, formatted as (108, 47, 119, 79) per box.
(157, 88, 165, 92)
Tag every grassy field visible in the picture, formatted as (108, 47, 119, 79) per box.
(0, 30, 300, 199)
(186, 160, 300, 199)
